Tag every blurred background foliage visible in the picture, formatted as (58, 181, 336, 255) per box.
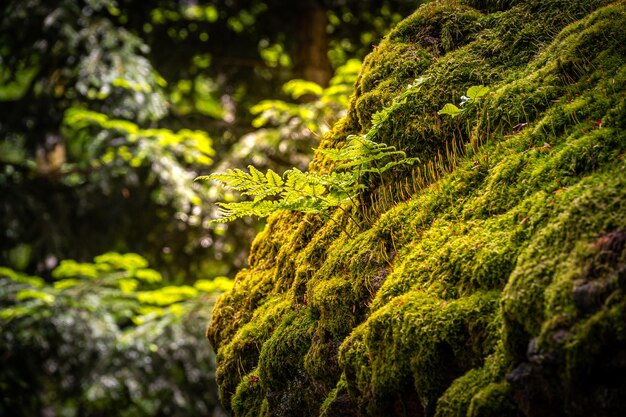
(0, 0, 422, 281)
(0, 253, 231, 417)
(0, 0, 421, 415)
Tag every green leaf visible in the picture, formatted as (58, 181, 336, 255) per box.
(136, 286, 199, 306)
(95, 252, 150, 270)
(438, 103, 462, 117)
(118, 278, 139, 294)
(466, 85, 489, 100)
(282, 79, 323, 99)
(134, 268, 163, 283)
(16, 289, 55, 304)
(371, 110, 386, 126)
(0, 305, 33, 320)
(0, 267, 44, 287)
(53, 279, 81, 290)
(194, 277, 234, 293)
(265, 169, 283, 187)
(52, 260, 99, 279)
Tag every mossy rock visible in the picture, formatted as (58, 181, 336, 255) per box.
(208, 1, 626, 416)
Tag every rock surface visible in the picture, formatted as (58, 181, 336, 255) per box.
(208, 1, 626, 416)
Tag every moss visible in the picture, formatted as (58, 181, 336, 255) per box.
(208, 1, 626, 416)
(339, 291, 499, 415)
(207, 268, 274, 349)
(247, 211, 303, 269)
(258, 309, 315, 391)
(319, 374, 355, 417)
(304, 328, 341, 390)
(503, 216, 626, 415)
(231, 371, 265, 417)
(459, 0, 521, 12)
(501, 171, 626, 361)
(434, 343, 513, 417)
(215, 296, 291, 409)
(467, 382, 517, 417)
(291, 210, 346, 303)
(253, 308, 320, 416)
(434, 367, 490, 417)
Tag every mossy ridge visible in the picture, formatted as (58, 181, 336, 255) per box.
(208, 1, 626, 416)
(339, 2, 626, 409)
(256, 308, 322, 416)
(334, 0, 617, 219)
(339, 291, 500, 416)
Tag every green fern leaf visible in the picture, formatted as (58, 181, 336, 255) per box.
(266, 169, 284, 187)
(200, 78, 428, 225)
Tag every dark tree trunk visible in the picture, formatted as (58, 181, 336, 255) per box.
(293, 1, 333, 86)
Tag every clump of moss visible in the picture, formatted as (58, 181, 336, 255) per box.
(256, 308, 320, 416)
(208, 1, 626, 416)
(319, 374, 355, 417)
(434, 346, 516, 417)
(231, 371, 265, 417)
(340, 291, 499, 415)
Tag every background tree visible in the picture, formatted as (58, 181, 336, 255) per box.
(0, 0, 421, 281)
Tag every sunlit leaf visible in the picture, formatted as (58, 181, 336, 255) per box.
(0, 267, 44, 287)
(53, 260, 99, 279)
(16, 289, 55, 304)
(118, 278, 139, 293)
(438, 103, 462, 117)
(466, 85, 489, 100)
(53, 279, 81, 290)
(282, 79, 323, 99)
(194, 277, 234, 293)
(134, 269, 163, 283)
(136, 286, 199, 305)
(94, 252, 149, 270)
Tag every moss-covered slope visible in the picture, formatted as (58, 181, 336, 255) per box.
(208, 1, 626, 416)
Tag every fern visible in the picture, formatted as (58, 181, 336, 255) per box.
(198, 78, 426, 225)
(320, 135, 419, 175)
(203, 167, 362, 223)
(198, 166, 284, 201)
(317, 77, 425, 180)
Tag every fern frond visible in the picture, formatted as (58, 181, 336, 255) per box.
(200, 77, 429, 225)
(282, 168, 327, 200)
(213, 200, 283, 222)
(207, 166, 284, 201)
(361, 157, 420, 174)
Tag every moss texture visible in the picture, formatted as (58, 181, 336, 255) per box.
(208, 1, 626, 416)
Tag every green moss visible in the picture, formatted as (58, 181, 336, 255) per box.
(214, 296, 291, 410)
(467, 382, 517, 417)
(258, 309, 315, 391)
(231, 371, 265, 417)
(319, 374, 354, 417)
(208, 1, 626, 416)
(207, 268, 274, 349)
(501, 171, 626, 360)
(291, 210, 346, 303)
(434, 343, 512, 417)
(304, 328, 341, 389)
(339, 291, 499, 415)
(254, 308, 320, 416)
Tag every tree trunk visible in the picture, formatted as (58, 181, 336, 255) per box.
(294, 2, 333, 86)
